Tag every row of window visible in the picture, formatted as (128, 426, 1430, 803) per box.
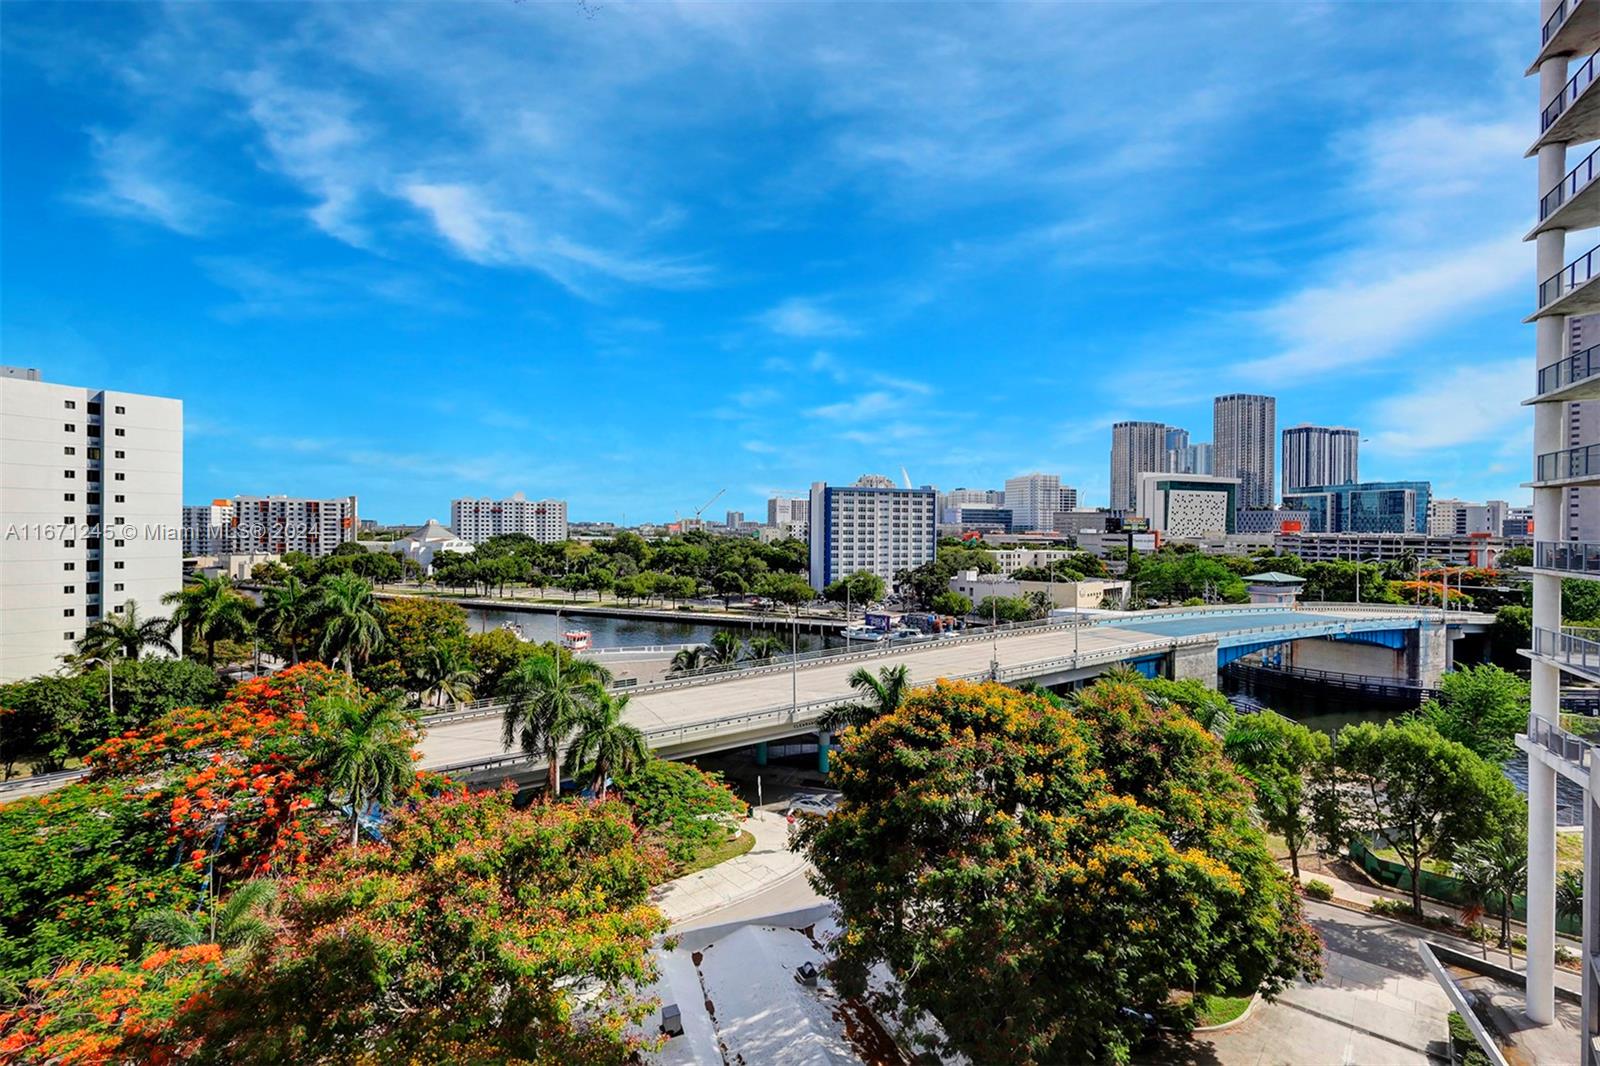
(63, 423, 127, 437)
(63, 494, 127, 503)
(63, 470, 127, 481)
(64, 446, 127, 459)
(64, 400, 125, 414)
(62, 560, 125, 570)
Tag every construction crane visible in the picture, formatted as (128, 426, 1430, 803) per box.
(693, 488, 727, 521)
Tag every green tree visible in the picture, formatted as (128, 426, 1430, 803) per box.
(1224, 711, 1331, 877)
(1500, 545, 1533, 569)
(466, 628, 538, 695)
(380, 596, 470, 683)
(931, 590, 972, 617)
(313, 573, 386, 676)
(257, 575, 313, 666)
(1490, 605, 1532, 667)
(1134, 675, 1235, 734)
(797, 678, 1321, 1063)
(499, 653, 609, 798)
(310, 692, 416, 850)
(669, 645, 705, 673)
(1559, 867, 1584, 926)
(162, 575, 251, 668)
(705, 629, 745, 666)
(416, 644, 478, 707)
(1416, 664, 1530, 761)
(977, 595, 1034, 624)
(823, 570, 886, 607)
(614, 759, 746, 867)
(1451, 825, 1528, 963)
(186, 789, 667, 1063)
(753, 572, 814, 608)
(135, 879, 279, 954)
(73, 600, 177, 664)
(1314, 719, 1523, 915)
(564, 692, 649, 798)
(747, 634, 785, 661)
(819, 664, 911, 734)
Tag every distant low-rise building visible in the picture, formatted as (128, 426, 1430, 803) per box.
(948, 569, 1130, 611)
(374, 519, 474, 574)
(1283, 481, 1430, 535)
(1235, 508, 1310, 535)
(1275, 531, 1508, 568)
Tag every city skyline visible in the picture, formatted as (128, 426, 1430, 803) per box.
(3, 3, 1537, 523)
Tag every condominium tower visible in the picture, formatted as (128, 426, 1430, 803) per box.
(183, 495, 358, 557)
(1520, 2, 1600, 1039)
(1002, 472, 1061, 532)
(1213, 394, 1276, 509)
(0, 367, 182, 682)
(1109, 421, 1169, 515)
(1281, 424, 1359, 495)
(450, 493, 568, 544)
(807, 476, 936, 591)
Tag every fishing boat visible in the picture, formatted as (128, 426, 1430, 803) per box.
(562, 629, 593, 652)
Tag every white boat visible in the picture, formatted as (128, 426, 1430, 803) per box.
(498, 621, 526, 640)
(842, 625, 888, 643)
(562, 629, 593, 651)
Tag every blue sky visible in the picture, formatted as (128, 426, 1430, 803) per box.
(1, 1, 1541, 523)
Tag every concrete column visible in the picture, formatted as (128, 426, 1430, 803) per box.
(817, 731, 831, 774)
(1585, 780, 1599, 1064)
(754, 741, 768, 767)
(1528, 41, 1570, 1028)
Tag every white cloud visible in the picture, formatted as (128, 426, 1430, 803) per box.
(757, 299, 857, 339)
(78, 128, 216, 235)
(806, 390, 900, 421)
(1364, 360, 1529, 455)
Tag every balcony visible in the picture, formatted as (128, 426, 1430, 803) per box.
(1532, 625, 1600, 684)
(1530, 50, 1600, 156)
(1534, 539, 1600, 576)
(1534, 442, 1600, 486)
(1530, 144, 1600, 238)
(1529, 0, 1600, 76)
(1531, 242, 1600, 319)
(1530, 341, 1600, 403)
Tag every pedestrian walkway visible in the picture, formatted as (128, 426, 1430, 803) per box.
(652, 810, 808, 926)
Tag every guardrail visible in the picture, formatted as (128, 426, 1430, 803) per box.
(1543, 49, 1600, 132)
(1545, 0, 1574, 47)
(1539, 341, 1600, 395)
(0, 766, 89, 798)
(1535, 539, 1600, 574)
(1542, 144, 1600, 222)
(1540, 241, 1600, 309)
(1534, 625, 1600, 675)
(1528, 711, 1595, 772)
(1538, 441, 1600, 482)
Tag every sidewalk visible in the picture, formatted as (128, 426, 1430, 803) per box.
(652, 810, 808, 926)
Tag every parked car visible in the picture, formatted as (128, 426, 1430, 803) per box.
(785, 793, 840, 821)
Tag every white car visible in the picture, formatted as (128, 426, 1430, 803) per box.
(785, 794, 839, 820)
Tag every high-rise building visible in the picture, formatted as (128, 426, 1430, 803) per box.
(1057, 486, 1078, 513)
(1281, 424, 1359, 495)
(1428, 498, 1469, 537)
(1167, 441, 1214, 476)
(206, 495, 359, 556)
(1110, 421, 1169, 515)
(1002, 473, 1061, 532)
(767, 496, 809, 527)
(1214, 394, 1276, 509)
(1282, 481, 1430, 534)
(0, 367, 183, 682)
(1563, 320, 1600, 541)
(725, 510, 745, 529)
(450, 493, 568, 544)
(807, 477, 936, 591)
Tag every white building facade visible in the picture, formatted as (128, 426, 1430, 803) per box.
(807, 477, 936, 591)
(450, 492, 568, 544)
(0, 367, 183, 682)
(1002, 473, 1062, 532)
(191, 495, 358, 557)
(1281, 424, 1359, 495)
(1109, 420, 1170, 515)
(1135, 473, 1239, 539)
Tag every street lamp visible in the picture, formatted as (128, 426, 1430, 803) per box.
(84, 657, 114, 722)
(989, 597, 1000, 680)
(789, 606, 799, 718)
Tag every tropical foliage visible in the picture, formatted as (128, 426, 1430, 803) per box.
(499, 653, 611, 797)
(818, 664, 911, 734)
(162, 575, 251, 667)
(614, 759, 746, 867)
(797, 678, 1322, 1063)
(70, 601, 177, 664)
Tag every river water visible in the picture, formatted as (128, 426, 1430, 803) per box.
(462, 606, 840, 654)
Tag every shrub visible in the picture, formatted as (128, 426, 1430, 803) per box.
(1303, 879, 1334, 901)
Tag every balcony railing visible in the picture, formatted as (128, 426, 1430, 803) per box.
(1543, 49, 1600, 131)
(1540, 242, 1600, 308)
(1542, 143, 1600, 220)
(1534, 625, 1600, 675)
(1536, 539, 1600, 573)
(1547, 0, 1573, 46)
(1538, 442, 1600, 480)
(1539, 341, 1600, 393)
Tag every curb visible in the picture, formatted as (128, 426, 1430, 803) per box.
(1191, 994, 1259, 1033)
(662, 862, 811, 928)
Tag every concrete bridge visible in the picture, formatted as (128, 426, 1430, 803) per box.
(420, 603, 1491, 785)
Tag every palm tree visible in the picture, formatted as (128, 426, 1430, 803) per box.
(670, 646, 706, 673)
(499, 653, 610, 798)
(1452, 830, 1529, 964)
(1558, 867, 1584, 926)
(820, 664, 911, 734)
(74, 600, 177, 664)
(418, 644, 477, 707)
(747, 634, 785, 662)
(257, 575, 313, 666)
(162, 575, 250, 668)
(314, 573, 385, 676)
(136, 879, 279, 951)
(312, 693, 415, 849)
(705, 629, 745, 666)
(564, 692, 649, 798)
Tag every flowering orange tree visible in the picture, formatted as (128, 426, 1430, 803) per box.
(182, 786, 669, 1063)
(796, 678, 1322, 1064)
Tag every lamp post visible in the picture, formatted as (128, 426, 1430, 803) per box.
(789, 606, 799, 718)
(85, 657, 113, 721)
(989, 597, 1000, 681)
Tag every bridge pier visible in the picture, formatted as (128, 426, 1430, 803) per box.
(754, 741, 768, 767)
(817, 732, 831, 774)
(1170, 640, 1218, 689)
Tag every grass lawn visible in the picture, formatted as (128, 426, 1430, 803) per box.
(675, 830, 755, 877)
(1193, 994, 1253, 1028)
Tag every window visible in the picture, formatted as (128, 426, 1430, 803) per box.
(87, 561, 100, 572)
(63, 493, 75, 502)
(64, 400, 75, 409)
(64, 423, 75, 431)
(63, 446, 75, 455)
(63, 470, 75, 478)
(87, 425, 100, 437)
(62, 515, 73, 525)
(63, 608, 75, 618)
(87, 402, 100, 414)
(113, 494, 124, 503)
(114, 517, 123, 524)
(64, 540, 75, 549)
(114, 405, 125, 414)
(64, 632, 75, 641)
(87, 448, 100, 460)
(87, 493, 100, 504)
(63, 562, 75, 571)
(113, 582, 123, 592)
(113, 539, 124, 547)
(114, 428, 124, 437)
(87, 583, 100, 594)
(63, 585, 75, 594)
(114, 450, 124, 459)
(112, 561, 123, 570)
(113, 473, 124, 481)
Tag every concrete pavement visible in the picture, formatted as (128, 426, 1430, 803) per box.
(652, 810, 811, 926)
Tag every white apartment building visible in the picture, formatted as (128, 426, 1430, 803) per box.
(450, 492, 568, 544)
(0, 367, 183, 682)
(191, 495, 358, 557)
(1109, 421, 1170, 515)
(1003, 473, 1062, 532)
(807, 477, 936, 591)
(1428, 497, 1512, 537)
(767, 496, 809, 529)
(1281, 424, 1359, 495)
(1058, 486, 1079, 513)
(1214, 394, 1276, 510)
